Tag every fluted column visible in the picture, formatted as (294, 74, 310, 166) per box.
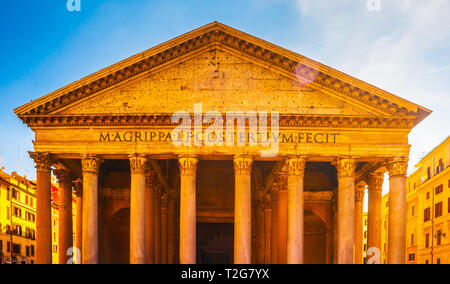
(334, 157, 357, 264)
(29, 152, 54, 264)
(74, 179, 83, 264)
(270, 187, 279, 264)
(264, 194, 272, 264)
(54, 166, 74, 265)
(179, 155, 198, 264)
(354, 183, 366, 265)
(233, 155, 253, 264)
(367, 172, 384, 262)
(145, 171, 156, 264)
(387, 158, 408, 264)
(81, 154, 103, 264)
(286, 156, 306, 264)
(129, 155, 147, 264)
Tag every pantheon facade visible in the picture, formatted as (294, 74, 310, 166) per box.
(15, 22, 431, 264)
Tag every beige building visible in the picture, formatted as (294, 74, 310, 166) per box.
(14, 22, 431, 264)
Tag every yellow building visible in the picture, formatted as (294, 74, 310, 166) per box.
(0, 170, 37, 264)
(0, 168, 76, 264)
(362, 212, 368, 263)
(406, 136, 450, 264)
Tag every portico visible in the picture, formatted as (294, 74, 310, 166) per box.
(16, 22, 430, 264)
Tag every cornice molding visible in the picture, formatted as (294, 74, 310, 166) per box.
(15, 22, 430, 124)
(20, 114, 416, 129)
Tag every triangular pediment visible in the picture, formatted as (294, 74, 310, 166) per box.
(15, 22, 431, 127)
(54, 49, 376, 116)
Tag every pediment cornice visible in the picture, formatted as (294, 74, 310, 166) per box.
(15, 22, 431, 126)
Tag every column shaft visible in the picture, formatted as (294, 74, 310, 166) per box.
(54, 167, 74, 265)
(233, 156, 253, 264)
(179, 156, 198, 264)
(270, 191, 279, 264)
(368, 173, 384, 262)
(81, 155, 102, 264)
(335, 157, 356, 264)
(256, 195, 265, 264)
(354, 184, 365, 264)
(145, 172, 156, 264)
(153, 189, 162, 264)
(264, 194, 272, 264)
(277, 187, 288, 264)
(168, 190, 176, 264)
(286, 157, 306, 264)
(29, 152, 53, 264)
(388, 159, 408, 264)
(74, 180, 83, 264)
(161, 194, 168, 264)
(129, 155, 147, 264)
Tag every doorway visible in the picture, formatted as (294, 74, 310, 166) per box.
(197, 223, 234, 264)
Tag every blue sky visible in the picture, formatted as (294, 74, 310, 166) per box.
(0, 0, 449, 186)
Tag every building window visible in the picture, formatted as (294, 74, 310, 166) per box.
(435, 202, 443, 218)
(437, 230, 442, 246)
(12, 244, 21, 255)
(426, 192, 431, 200)
(436, 184, 444, 195)
(425, 260, 429, 264)
(31, 245, 35, 257)
(425, 234, 430, 248)
(7, 242, 10, 253)
(437, 258, 441, 264)
(26, 246, 30, 257)
(411, 234, 415, 246)
(409, 254, 415, 261)
(424, 208, 431, 222)
(411, 205, 415, 217)
(364, 244, 367, 252)
(427, 167, 431, 180)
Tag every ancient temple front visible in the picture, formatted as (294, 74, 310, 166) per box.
(14, 22, 431, 264)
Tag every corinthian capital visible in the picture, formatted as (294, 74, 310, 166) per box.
(179, 155, 198, 176)
(355, 183, 366, 202)
(53, 166, 73, 187)
(368, 172, 384, 193)
(286, 156, 307, 177)
(387, 158, 408, 177)
(129, 154, 147, 175)
(333, 157, 357, 178)
(233, 155, 253, 176)
(81, 154, 103, 174)
(29, 152, 54, 172)
(74, 179, 83, 197)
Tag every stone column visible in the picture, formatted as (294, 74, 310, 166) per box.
(286, 157, 306, 264)
(129, 155, 147, 264)
(256, 192, 265, 264)
(74, 179, 83, 264)
(145, 171, 156, 264)
(354, 183, 366, 265)
(29, 152, 54, 264)
(387, 158, 408, 264)
(81, 155, 103, 264)
(153, 187, 162, 264)
(334, 157, 357, 264)
(264, 194, 272, 264)
(367, 172, 384, 263)
(179, 155, 198, 264)
(270, 187, 279, 264)
(233, 156, 253, 264)
(168, 189, 176, 264)
(161, 194, 168, 264)
(277, 174, 288, 264)
(54, 166, 74, 265)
